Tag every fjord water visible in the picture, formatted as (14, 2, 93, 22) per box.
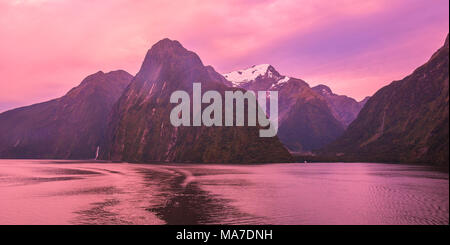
(0, 160, 448, 225)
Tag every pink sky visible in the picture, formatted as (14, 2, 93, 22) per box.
(0, 0, 448, 112)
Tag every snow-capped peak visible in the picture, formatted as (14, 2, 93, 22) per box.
(270, 76, 290, 89)
(222, 64, 272, 87)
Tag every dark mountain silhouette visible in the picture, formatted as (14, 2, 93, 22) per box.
(100, 39, 292, 163)
(0, 70, 133, 159)
(323, 34, 449, 165)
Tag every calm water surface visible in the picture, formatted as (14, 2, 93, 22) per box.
(0, 160, 448, 225)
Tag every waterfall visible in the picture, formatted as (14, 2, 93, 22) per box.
(95, 146, 99, 160)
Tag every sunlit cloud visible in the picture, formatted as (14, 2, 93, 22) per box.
(0, 0, 448, 112)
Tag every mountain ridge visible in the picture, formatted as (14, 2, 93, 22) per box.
(101, 38, 293, 163)
(0, 70, 133, 159)
(312, 84, 369, 127)
(222, 64, 345, 152)
(322, 34, 449, 165)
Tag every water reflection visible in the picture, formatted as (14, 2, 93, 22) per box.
(143, 168, 260, 225)
(0, 160, 448, 225)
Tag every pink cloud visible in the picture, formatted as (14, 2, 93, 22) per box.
(0, 0, 448, 111)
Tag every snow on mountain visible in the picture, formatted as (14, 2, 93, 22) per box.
(222, 64, 292, 90)
(270, 76, 290, 89)
(223, 64, 273, 87)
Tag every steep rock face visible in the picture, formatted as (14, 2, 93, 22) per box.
(223, 65, 344, 152)
(324, 35, 449, 165)
(359, 96, 370, 107)
(101, 39, 292, 163)
(312, 84, 369, 127)
(0, 70, 132, 159)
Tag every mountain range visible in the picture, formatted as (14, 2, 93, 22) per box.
(222, 64, 366, 152)
(0, 34, 448, 165)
